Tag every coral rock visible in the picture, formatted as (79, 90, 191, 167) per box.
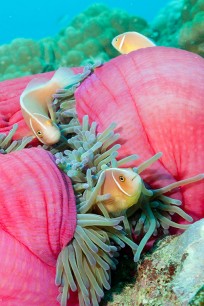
(103, 219, 204, 305)
(135, 219, 204, 305)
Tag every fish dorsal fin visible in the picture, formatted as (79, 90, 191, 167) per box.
(21, 77, 50, 98)
(131, 31, 155, 46)
(111, 171, 132, 197)
(51, 67, 76, 87)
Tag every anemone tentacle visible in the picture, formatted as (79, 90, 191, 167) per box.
(0, 124, 33, 154)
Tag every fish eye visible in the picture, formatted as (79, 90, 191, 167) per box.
(119, 175, 125, 182)
(37, 130, 43, 138)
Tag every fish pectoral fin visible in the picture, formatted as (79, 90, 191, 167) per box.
(103, 197, 115, 207)
(103, 197, 126, 214)
(47, 102, 56, 122)
(52, 67, 76, 88)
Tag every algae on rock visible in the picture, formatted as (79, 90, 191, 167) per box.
(102, 219, 204, 306)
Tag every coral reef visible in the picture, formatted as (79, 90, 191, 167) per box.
(151, 0, 184, 47)
(0, 4, 149, 81)
(178, 0, 204, 56)
(0, 38, 44, 80)
(152, 0, 204, 56)
(1, 1, 203, 82)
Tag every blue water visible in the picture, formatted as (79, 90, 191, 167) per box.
(0, 0, 170, 44)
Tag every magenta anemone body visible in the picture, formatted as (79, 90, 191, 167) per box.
(0, 147, 77, 305)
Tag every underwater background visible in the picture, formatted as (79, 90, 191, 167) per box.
(0, 0, 203, 81)
(1, 0, 170, 44)
(0, 1, 204, 306)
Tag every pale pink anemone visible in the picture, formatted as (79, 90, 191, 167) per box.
(0, 46, 203, 305)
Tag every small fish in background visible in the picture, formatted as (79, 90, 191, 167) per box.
(99, 168, 142, 216)
(112, 31, 155, 54)
(20, 67, 76, 145)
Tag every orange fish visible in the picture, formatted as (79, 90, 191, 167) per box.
(99, 168, 142, 216)
(112, 31, 155, 54)
(20, 67, 77, 145)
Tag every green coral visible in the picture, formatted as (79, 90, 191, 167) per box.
(178, 9, 204, 56)
(0, 4, 149, 81)
(151, 0, 184, 47)
(1, 1, 203, 82)
(152, 0, 204, 56)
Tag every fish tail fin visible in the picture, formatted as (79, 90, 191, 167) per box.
(50, 67, 78, 88)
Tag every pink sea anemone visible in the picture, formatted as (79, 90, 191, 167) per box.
(76, 47, 204, 222)
(0, 46, 203, 305)
(0, 147, 78, 305)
